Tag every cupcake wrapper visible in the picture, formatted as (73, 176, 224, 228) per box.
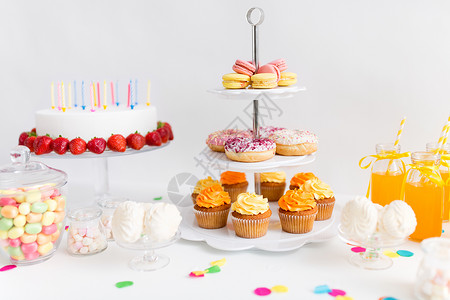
(316, 201, 335, 221)
(231, 216, 270, 238)
(194, 208, 230, 229)
(224, 185, 248, 203)
(261, 184, 286, 202)
(278, 211, 317, 234)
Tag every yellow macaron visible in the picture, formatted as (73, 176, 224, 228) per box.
(222, 73, 251, 89)
(251, 73, 277, 89)
(278, 72, 297, 86)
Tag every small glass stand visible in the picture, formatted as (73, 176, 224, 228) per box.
(116, 231, 180, 272)
(338, 224, 405, 270)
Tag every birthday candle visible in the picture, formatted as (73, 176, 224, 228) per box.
(110, 81, 115, 105)
(51, 82, 55, 109)
(97, 82, 101, 109)
(90, 83, 95, 112)
(146, 80, 151, 106)
(81, 81, 86, 110)
(130, 80, 134, 109)
(103, 80, 107, 110)
(93, 82, 97, 107)
(74, 80, 77, 108)
(57, 82, 62, 110)
(61, 82, 66, 112)
(134, 79, 138, 106)
(68, 82, 72, 109)
(116, 81, 119, 106)
(127, 82, 131, 108)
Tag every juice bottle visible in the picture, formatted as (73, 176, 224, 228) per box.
(404, 151, 444, 241)
(370, 143, 405, 206)
(426, 142, 450, 222)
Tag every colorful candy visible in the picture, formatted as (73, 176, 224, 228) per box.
(67, 222, 107, 255)
(25, 223, 42, 235)
(0, 218, 13, 231)
(18, 203, 31, 215)
(1, 205, 19, 219)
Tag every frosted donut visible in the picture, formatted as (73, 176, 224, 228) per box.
(206, 129, 251, 152)
(249, 126, 286, 139)
(269, 129, 318, 156)
(224, 137, 276, 162)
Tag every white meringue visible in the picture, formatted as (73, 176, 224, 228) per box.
(340, 196, 378, 241)
(379, 200, 417, 239)
(143, 203, 182, 242)
(111, 201, 145, 243)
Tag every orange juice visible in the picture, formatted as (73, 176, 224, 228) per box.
(440, 170, 450, 222)
(371, 172, 404, 206)
(405, 182, 443, 241)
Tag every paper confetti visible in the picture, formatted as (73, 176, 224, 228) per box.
(211, 258, 226, 267)
(379, 297, 398, 300)
(314, 285, 332, 294)
(336, 296, 354, 300)
(396, 250, 414, 257)
(254, 287, 272, 296)
(329, 289, 346, 297)
(383, 251, 400, 258)
(0, 265, 16, 272)
(351, 246, 366, 253)
(271, 285, 288, 293)
(189, 272, 205, 278)
(205, 265, 221, 273)
(153, 196, 162, 201)
(115, 281, 133, 288)
(64, 226, 69, 231)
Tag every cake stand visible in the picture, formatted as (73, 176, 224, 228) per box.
(35, 143, 170, 206)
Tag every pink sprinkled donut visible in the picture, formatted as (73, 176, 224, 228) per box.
(206, 129, 251, 152)
(249, 126, 286, 139)
(269, 129, 318, 156)
(224, 137, 276, 162)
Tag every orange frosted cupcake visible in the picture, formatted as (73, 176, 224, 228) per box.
(278, 189, 318, 234)
(194, 184, 231, 229)
(191, 176, 222, 204)
(231, 193, 271, 238)
(260, 172, 286, 202)
(289, 172, 317, 190)
(220, 171, 248, 203)
(300, 178, 335, 221)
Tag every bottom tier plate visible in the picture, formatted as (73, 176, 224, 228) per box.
(180, 200, 342, 252)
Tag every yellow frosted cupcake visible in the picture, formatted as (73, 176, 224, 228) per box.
(231, 192, 271, 238)
(194, 184, 231, 229)
(278, 189, 317, 234)
(220, 171, 248, 203)
(300, 178, 335, 221)
(191, 176, 222, 204)
(289, 172, 317, 190)
(260, 172, 286, 202)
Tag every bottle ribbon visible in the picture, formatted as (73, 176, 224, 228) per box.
(441, 155, 450, 185)
(359, 152, 410, 198)
(400, 164, 445, 200)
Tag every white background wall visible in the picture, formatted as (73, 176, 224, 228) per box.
(1, 0, 450, 200)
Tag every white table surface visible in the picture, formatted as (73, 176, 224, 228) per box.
(0, 188, 438, 300)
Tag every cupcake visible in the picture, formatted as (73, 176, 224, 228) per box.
(191, 176, 222, 204)
(260, 172, 286, 202)
(300, 178, 335, 221)
(220, 171, 248, 202)
(194, 184, 231, 229)
(278, 189, 318, 234)
(231, 193, 272, 238)
(289, 172, 317, 190)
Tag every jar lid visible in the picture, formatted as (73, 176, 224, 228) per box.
(0, 146, 67, 191)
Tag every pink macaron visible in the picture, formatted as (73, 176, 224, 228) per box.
(257, 64, 281, 81)
(269, 59, 288, 72)
(233, 59, 256, 76)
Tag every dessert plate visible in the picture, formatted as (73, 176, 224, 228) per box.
(208, 86, 306, 100)
(180, 201, 339, 252)
(194, 150, 315, 172)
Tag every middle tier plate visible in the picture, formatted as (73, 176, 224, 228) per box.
(194, 149, 315, 172)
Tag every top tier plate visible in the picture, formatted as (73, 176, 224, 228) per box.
(208, 86, 306, 100)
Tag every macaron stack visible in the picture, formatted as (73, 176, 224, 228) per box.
(222, 59, 297, 89)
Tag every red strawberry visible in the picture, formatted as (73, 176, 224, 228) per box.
(19, 132, 29, 145)
(126, 133, 145, 150)
(33, 136, 54, 155)
(107, 134, 126, 152)
(145, 131, 162, 146)
(24, 136, 36, 152)
(156, 127, 169, 143)
(53, 137, 70, 155)
(164, 123, 174, 140)
(87, 137, 107, 154)
(69, 138, 87, 155)
(31, 128, 36, 134)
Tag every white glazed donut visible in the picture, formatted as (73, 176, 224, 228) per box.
(206, 129, 251, 152)
(269, 129, 318, 156)
(224, 137, 276, 162)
